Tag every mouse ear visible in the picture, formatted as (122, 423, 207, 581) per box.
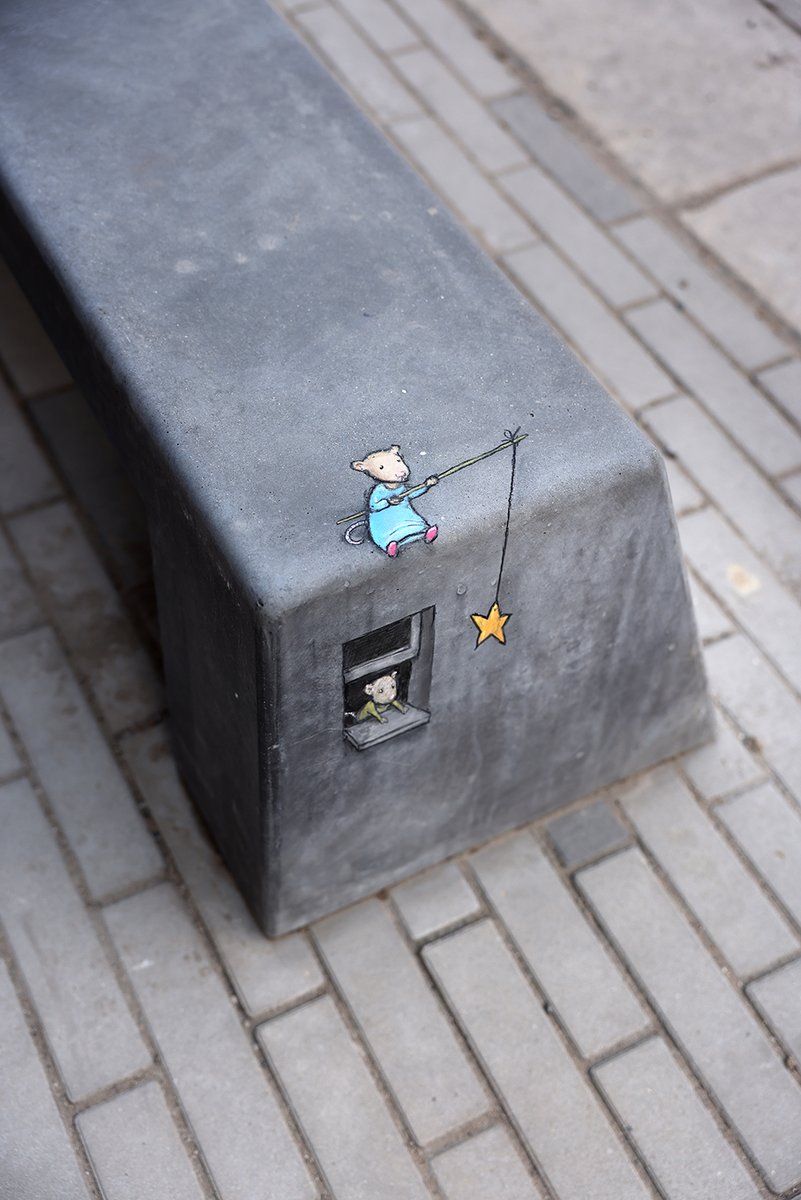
(364, 681, 374, 695)
(391, 670, 397, 679)
(390, 444, 400, 453)
(351, 460, 367, 472)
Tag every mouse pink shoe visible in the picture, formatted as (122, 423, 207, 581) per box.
(425, 525, 438, 544)
(387, 541, 399, 557)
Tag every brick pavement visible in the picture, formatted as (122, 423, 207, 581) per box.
(1, 0, 801, 1196)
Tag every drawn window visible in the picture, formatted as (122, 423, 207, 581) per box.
(343, 608, 434, 750)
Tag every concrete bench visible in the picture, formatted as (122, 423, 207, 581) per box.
(0, 0, 711, 934)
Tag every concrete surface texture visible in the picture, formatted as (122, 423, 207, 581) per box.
(1, 0, 801, 1195)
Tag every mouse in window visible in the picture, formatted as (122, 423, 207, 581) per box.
(350, 444, 438, 557)
(356, 671, 407, 723)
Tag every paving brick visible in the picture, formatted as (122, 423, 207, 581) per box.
(0, 961, 92, 1200)
(394, 48, 526, 173)
(423, 920, 651, 1200)
(391, 0, 515, 99)
(643, 396, 801, 588)
(628, 300, 801, 475)
(470, 834, 648, 1061)
(748, 959, 801, 1063)
(0, 628, 162, 899)
(259, 995, 429, 1200)
(759, 358, 801, 426)
(335, 0, 417, 53)
(0, 712, 20, 777)
(578, 848, 801, 1192)
(704, 634, 801, 804)
(105, 883, 316, 1200)
(297, 6, 420, 122)
(313, 898, 489, 1146)
(492, 93, 640, 223)
(10, 502, 162, 732)
(500, 165, 655, 307)
(0, 525, 40, 638)
(615, 216, 785, 369)
(680, 709, 765, 800)
(594, 1036, 760, 1200)
(545, 798, 629, 867)
(663, 455, 703, 515)
(29, 388, 151, 592)
(123, 725, 323, 1016)
(0, 778, 151, 1100)
(686, 574, 733, 642)
(718, 781, 801, 926)
(0, 381, 60, 513)
(504, 243, 673, 408)
(680, 506, 801, 695)
(431, 1125, 545, 1200)
(392, 116, 532, 252)
(77, 1082, 206, 1200)
(0, 258, 72, 397)
(619, 767, 797, 977)
(391, 861, 481, 941)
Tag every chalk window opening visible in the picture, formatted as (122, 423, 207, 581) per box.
(343, 608, 434, 750)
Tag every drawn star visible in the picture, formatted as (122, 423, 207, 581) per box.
(470, 602, 510, 647)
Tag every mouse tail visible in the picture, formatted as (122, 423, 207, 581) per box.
(344, 520, 369, 546)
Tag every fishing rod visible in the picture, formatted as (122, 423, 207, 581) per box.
(336, 432, 528, 525)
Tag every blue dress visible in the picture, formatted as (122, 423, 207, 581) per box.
(368, 481, 431, 551)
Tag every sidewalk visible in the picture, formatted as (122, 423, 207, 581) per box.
(2, 0, 801, 1197)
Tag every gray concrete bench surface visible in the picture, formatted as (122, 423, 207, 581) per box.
(0, 0, 710, 933)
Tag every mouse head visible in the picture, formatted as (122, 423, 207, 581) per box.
(364, 672, 398, 705)
(351, 444, 409, 484)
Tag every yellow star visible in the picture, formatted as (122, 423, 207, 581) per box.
(470, 602, 511, 647)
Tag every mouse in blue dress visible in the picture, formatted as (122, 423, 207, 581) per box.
(349, 444, 438, 557)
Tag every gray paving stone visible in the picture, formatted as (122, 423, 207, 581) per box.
(0, 628, 162, 899)
(594, 1036, 760, 1200)
(680, 505, 801, 696)
(392, 116, 533, 252)
(545, 798, 630, 867)
(470, 833, 648, 1060)
(492, 93, 640, 223)
(105, 883, 317, 1200)
(663, 455, 703, 515)
(748, 959, 801, 1063)
(500, 165, 655, 307)
(0, 712, 20, 778)
(424, 920, 651, 1200)
(0, 961, 92, 1200)
(123, 724, 323, 1017)
(628, 300, 801, 475)
(297, 6, 420, 122)
(718, 781, 801, 926)
(704, 634, 801, 804)
(394, 49, 526, 173)
(578, 847, 801, 1192)
(759, 358, 801, 426)
(680, 709, 765, 800)
(686, 574, 733, 643)
(504, 243, 673, 408)
(0, 257, 72, 397)
(615, 216, 785, 369)
(313, 898, 489, 1146)
(0, 380, 60, 513)
(335, 0, 417, 53)
(259, 996, 429, 1200)
(431, 1125, 545, 1200)
(643, 396, 801, 588)
(0, 525, 40, 639)
(10, 502, 162, 732)
(0, 778, 151, 1101)
(619, 766, 797, 977)
(29, 388, 151, 592)
(77, 1082, 206, 1200)
(390, 861, 481, 941)
(391, 0, 515, 99)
